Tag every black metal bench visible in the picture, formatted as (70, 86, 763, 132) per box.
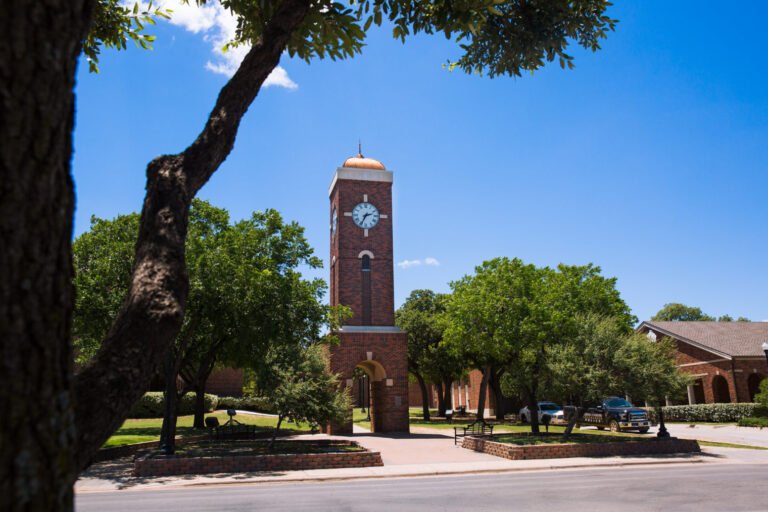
(207, 409, 259, 440)
(454, 420, 494, 445)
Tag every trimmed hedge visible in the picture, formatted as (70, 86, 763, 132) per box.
(643, 403, 761, 423)
(128, 392, 219, 418)
(217, 395, 274, 414)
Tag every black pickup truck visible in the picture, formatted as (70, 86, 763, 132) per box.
(577, 397, 651, 433)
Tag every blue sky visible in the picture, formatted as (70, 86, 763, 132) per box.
(72, 1, 768, 323)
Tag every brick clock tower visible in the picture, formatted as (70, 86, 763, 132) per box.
(327, 152, 409, 434)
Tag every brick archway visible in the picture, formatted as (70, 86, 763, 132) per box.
(747, 373, 765, 402)
(712, 375, 732, 403)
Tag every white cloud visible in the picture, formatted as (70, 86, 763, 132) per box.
(397, 257, 440, 269)
(128, 0, 297, 87)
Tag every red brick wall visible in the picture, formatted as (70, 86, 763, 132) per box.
(647, 328, 768, 404)
(329, 178, 395, 326)
(205, 368, 244, 397)
(328, 331, 409, 433)
(134, 442, 383, 476)
(462, 435, 700, 460)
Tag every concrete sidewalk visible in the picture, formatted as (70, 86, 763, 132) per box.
(77, 423, 744, 494)
(659, 423, 768, 448)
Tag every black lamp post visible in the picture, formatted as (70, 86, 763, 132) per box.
(762, 342, 768, 370)
(656, 406, 670, 439)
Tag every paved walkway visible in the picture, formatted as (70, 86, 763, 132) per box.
(76, 421, 768, 494)
(658, 423, 768, 448)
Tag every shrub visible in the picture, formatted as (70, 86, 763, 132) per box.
(217, 396, 274, 414)
(738, 416, 768, 428)
(643, 403, 760, 423)
(128, 392, 219, 418)
(755, 379, 768, 408)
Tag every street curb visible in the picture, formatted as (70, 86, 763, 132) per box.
(76, 457, 707, 494)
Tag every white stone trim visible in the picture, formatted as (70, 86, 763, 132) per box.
(677, 359, 730, 368)
(329, 167, 393, 196)
(337, 325, 404, 333)
(380, 214, 388, 219)
(358, 250, 375, 259)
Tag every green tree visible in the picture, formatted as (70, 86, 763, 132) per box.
(84, 1, 172, 72)
(1, 1, 617, 507)
(651, 303, 715, 321)
(262, 344, 351, 449)
(444, 257, 540, 421)
(72, 201, 330, 450)
(754, 380, 768, 408)
(547, 315, 687, 439)
(509, 264, 634, 433)
(396, 290, 464, 420)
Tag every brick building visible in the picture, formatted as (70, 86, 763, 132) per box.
(409, 370, 496, 417)
(325, 153, 410, 433)
(637, 321, 768, 404)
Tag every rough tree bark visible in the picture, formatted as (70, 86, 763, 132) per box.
(1, 0, 311, 507)
(72, 0, 312, 472)
(0, 1, 94, 510)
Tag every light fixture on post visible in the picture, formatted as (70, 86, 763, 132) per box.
(762, 341, 768, 370)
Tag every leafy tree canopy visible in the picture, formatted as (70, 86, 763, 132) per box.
(85, 0, 618, 78)
(651, 303, 714, 322)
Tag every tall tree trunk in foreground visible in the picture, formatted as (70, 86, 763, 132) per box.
(1, 0, 311, 507)
(413, 372, 431, 421)
(0, 1, 94, 510)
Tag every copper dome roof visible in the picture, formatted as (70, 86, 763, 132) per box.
(342, 153, 386, 170)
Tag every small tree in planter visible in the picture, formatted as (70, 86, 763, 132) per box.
(265, 344, 351, 450)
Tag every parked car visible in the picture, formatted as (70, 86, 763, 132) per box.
(519, 402, 564, 424)
(577, 396, 650, 433)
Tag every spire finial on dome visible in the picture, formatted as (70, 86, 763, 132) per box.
(358, 139, 363, 158)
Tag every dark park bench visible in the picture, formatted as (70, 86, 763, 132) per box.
(454, 420, 494, 445)
(206, 409, 259, 440)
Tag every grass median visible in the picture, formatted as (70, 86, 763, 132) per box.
(104, 411, 310, 448)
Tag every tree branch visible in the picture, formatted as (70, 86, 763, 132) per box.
(72, 0, 312, 470)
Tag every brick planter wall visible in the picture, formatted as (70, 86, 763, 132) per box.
(462, 435, 700, 460)
(133, 441, 383, 476)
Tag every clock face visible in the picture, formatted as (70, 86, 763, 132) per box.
(352, 202, 380, 229)
(331, 207, 337, 236)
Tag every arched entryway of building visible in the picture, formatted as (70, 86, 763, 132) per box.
(747, 373, 765, 402)
(712, 375, 732, 403)
(354, 359, 387, 433)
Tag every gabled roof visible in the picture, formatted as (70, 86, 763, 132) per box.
(638, 321, 768, 358)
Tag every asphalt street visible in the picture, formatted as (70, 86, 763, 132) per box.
(77, 463, 768, 512)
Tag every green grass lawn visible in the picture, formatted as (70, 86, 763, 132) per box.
(353, 408, 371, 431)
(104, 411, 310, 448)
